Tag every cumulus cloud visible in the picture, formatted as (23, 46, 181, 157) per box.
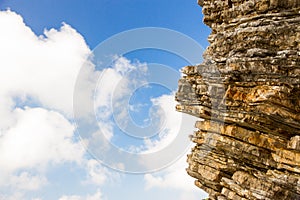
(0, 9, 103, 196)
(0, 8, 207, 200)
(0, 108, 84, 173)
(0, 9, 93, 119)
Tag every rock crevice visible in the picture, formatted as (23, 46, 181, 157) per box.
(176, 0, 300, 199)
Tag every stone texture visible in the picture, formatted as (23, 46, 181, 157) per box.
(176, 0, 300, 199)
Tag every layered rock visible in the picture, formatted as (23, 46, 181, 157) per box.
(176, 0, 300, 199)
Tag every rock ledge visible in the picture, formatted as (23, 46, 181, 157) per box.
(176, 0, 300, 199)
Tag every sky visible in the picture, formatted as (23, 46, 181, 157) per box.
(0, 0, 211, 200)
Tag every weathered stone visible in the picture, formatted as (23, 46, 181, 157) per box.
(288, 136, 300, 150)
(176, 0, 300, 199)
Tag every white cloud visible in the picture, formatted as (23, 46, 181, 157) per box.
(142, 94, 208, 199)
(144, 156, 196, 191)
(0, 10, 103, 195)
(0, 192, 24, 200)
(0, 9, 92, 119)
(59, 190, 103, 200)
(0, 108, 84, 173)
(0, 107, 85, 193)
(0, 9, 207, 199)
(142, 93, 182, 153)
(6, 172, 47, 191)
(84, 159, 109, 186)
(94, 56, 148, 129)
(144, 156, 208, 199)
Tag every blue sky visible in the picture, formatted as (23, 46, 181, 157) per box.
(0, 0, 210, 49)
(0, 1, 210, 200)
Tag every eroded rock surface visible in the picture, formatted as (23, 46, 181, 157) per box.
(176, 0, 300, 199)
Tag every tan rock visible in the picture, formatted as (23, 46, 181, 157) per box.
(176, 0, 300, 199)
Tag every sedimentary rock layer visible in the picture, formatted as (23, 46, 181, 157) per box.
(176, 0, 300, 199)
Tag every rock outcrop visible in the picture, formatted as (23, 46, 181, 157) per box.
(176, 0, 300, 199)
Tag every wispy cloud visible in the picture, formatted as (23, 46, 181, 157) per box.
(59, 190, 103, 200)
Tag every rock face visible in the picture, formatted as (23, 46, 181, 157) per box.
(176, 0, 300, 199)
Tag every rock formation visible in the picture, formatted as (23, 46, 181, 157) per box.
(176, 0, 300, 199)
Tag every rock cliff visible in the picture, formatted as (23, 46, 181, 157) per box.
(176, 0, 300, 199)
